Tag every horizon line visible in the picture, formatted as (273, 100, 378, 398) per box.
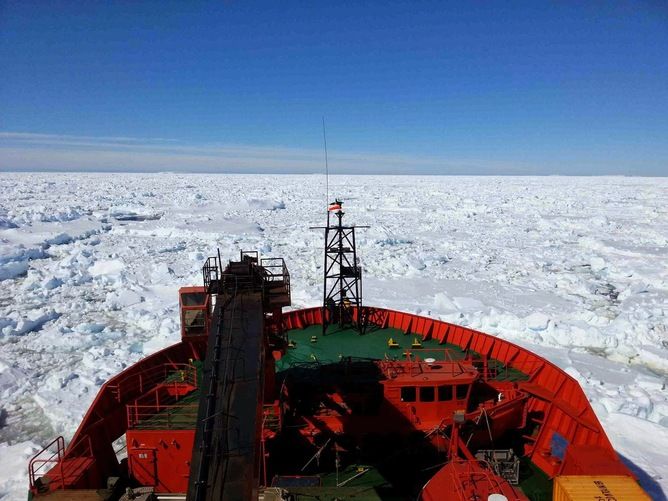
(1, 131, 665, 176)
(1, 169, 665, 178)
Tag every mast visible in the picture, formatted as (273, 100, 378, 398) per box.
(314, 199, 368, 335)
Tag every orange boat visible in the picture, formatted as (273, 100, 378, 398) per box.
(27, 202, 650, 501)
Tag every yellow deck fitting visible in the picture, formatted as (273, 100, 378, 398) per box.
(388, 337, 399, 348)
(411, 337, 422, 348)
(287, 339, 296, 348)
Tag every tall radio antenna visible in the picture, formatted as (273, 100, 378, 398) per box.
(322, 116, 329, 210)
(311, 118, 370, 335)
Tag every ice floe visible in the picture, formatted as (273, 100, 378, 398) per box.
(0, 172, 666, 499)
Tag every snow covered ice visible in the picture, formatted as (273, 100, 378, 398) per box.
(0, 172, 667, 500)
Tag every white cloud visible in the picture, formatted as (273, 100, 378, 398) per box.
(0, 131, 530, 174)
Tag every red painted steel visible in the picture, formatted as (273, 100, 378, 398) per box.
(126, 429, 195, 493)
(29, 435, 94, 492)
(179, 286, 210, 339)
(28, 305, 631, 497)
(111, 363, 197, 403)
(420, 459, 529, 501)
(558, 445, 630, 476)
(125, 379, 198, 429)
(29, 341, 206, 494)
(281, 306, 629, 482)
(29, 436, 66, 491)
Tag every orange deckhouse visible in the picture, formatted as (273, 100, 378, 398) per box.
(27, 202, 650, 501)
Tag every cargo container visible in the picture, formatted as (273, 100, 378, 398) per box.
(553, 475, 652, 501)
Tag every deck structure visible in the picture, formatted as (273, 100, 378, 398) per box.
(27, 250, 649, 501)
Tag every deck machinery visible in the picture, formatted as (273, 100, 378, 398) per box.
(187, 251, 291, 501)
(27, 204, 651, 501)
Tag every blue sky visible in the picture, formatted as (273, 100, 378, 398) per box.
(1, 1, 667, 175)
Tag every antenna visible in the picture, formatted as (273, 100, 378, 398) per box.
(322, 116, 329, 214)
(311, 119, 370, 335)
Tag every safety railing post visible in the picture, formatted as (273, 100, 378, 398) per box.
(57, 436, 65, 490)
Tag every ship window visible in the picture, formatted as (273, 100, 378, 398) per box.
(456, 384, 469, 400)
(420, 386, 435, 402)
(184, 309, 206, 336)
(400, 386, 416, 402)
(182, 292, 206, 306)
(438, 385, 453, 401)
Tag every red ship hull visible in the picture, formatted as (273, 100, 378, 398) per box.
(29, 305, 639, 500)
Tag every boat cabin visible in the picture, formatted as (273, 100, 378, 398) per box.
(380, 359, 478, 428)
(179, 286, 210, 339)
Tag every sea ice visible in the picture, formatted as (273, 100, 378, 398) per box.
(0, 173, 666, 500)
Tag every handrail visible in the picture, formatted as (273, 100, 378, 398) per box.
(449, 459, 508, 501)
(28, 434, 93, 493)
(29, 436, 65, 491)
(124, 366, 199, 428)
(202, 256, 219, 291)
(378, 355, 473, 380)
(127, 402, 199, 429)
(109, 363, 197, 402)
(261, 257, 291, 304)
(465, 354, 544, 382)
(241, 250, 259, 262)
(191, 274, 242, 501)
(261, 258, 289, 280)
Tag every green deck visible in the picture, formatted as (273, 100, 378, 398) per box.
(278, 459, 552, 501)
(282, 465, 404, 500)
(127, 326, 542, 499)
(519, 458, 553, 501)
(274, 324, 543, 500)
(278, 324, 529, 382)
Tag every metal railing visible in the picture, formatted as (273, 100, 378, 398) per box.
(109, 363, 197, 403)
(203, 252, 290, 301)
(241, 250, 259, 262)
(449, 459, 508, 501)
(203, 256, 220, 291)
(190, 276, 242, 501)
(28, 435, 93, 493)
(465, 355, 544, 383)
(260, 257, 288, 281)
(127, 402, 200, 429)
(379, 349, 472, 379)
(260, 257, 290, 303)
(205, 267, 261, 295)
